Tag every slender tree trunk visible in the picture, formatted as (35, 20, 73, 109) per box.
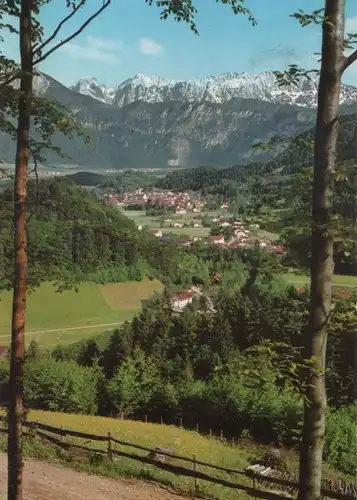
(298, 1, 345, 500)
(7, 2, 32, 500)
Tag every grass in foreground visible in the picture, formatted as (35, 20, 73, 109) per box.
(0, 278, 162, 347)
(0, 410, 349, 500)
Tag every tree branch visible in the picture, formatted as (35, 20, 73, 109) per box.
(342, 49, 357, 72)
(32, 0, 86, 56)
(33, 0, 112, 66)
(0, 69, 21, 91)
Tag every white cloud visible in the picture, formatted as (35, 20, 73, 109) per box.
(346, 17, 357, 33)
(139, 37, 164, 55)
(61, 36, 121, 64)
(86, 36, 122, 51)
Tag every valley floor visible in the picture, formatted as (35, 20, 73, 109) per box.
(0, 454, 191, 500)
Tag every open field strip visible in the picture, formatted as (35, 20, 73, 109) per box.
(0, 279, 163, 347)
(284, 272, 357, 289)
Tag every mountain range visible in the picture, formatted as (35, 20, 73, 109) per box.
(71, 72, 357, 109)
(1, 71, 357, 168)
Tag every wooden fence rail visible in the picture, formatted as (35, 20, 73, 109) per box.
(0, 416, 356, 500)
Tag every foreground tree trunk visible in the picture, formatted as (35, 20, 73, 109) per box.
(7, 2, 32, 500)
(298, 1, 345, 499)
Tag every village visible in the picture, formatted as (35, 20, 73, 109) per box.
(104, 189, 286, 315)
(104, 188, 207, 213)
(104, 189, 285, 253)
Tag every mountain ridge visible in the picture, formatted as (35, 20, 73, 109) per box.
(71, 71, 357, 109)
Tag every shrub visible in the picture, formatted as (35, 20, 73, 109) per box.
(324, 404, 357, 475)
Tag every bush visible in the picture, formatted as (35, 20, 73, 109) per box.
(324, 404, 357, 475)
(106, 350, 158, 418)
(24, 358, 99, 414)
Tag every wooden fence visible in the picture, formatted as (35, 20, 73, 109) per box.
(0, 416, 356, 500)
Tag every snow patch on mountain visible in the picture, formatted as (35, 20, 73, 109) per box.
(70, 78, 117, 104)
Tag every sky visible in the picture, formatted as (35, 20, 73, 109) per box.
(3, 0, 357, 88)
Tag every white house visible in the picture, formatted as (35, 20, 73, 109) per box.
(171, 291, 195, 312)
(234, 229, 248, 239)
(208, 235, 225, 245)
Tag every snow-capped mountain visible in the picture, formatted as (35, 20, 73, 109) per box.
(70, 78, 117, 105)
(71, 72, 357, 108)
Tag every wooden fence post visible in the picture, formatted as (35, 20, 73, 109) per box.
(60, 425, 64, 441)
(196, 422, 199, 433)
(144, 414, 147, 423)
(193, 454, 199, 493)
(209, 428, 212, 438)
(107, 431, 112, 460)
(180, 416, 183, 429)
(252, 476, 257, 500)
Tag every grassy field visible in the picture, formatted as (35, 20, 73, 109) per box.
(284, 272, 357, 289)
(0, 278, 163, 347)
(120, 209, 221, 238)
(162, 227, 210, 237)
(0, 409, 348, 500)
(257, 230, 279, 241)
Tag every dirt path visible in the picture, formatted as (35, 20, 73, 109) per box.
(0, 322, 124, 339)
(0, 454, 189, 500)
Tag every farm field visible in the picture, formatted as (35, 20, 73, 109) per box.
(0, 278, 163, 347)
(161, 226, 210, 237)
(120, 208, 225, 237)
(0, 409, 348, 500)
(284, 272, 357, 289)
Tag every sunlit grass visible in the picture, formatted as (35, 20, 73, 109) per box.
(0, 279, 162, 347)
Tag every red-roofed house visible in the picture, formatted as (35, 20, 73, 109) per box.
(208, 235, 225, 245)
(172, 290, 195, 311)
(267, 245, 286, 256)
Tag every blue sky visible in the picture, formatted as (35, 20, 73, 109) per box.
(4, 0, 357, 87)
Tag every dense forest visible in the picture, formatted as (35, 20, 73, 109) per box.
(0, 177, 152, 290)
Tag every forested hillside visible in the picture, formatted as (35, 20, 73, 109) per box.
(157, 111, 357, 194)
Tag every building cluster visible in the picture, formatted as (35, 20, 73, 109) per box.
(152, 218, 285, 255)
(207, 219, 286, 256)
(104, 189, 206, 213)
